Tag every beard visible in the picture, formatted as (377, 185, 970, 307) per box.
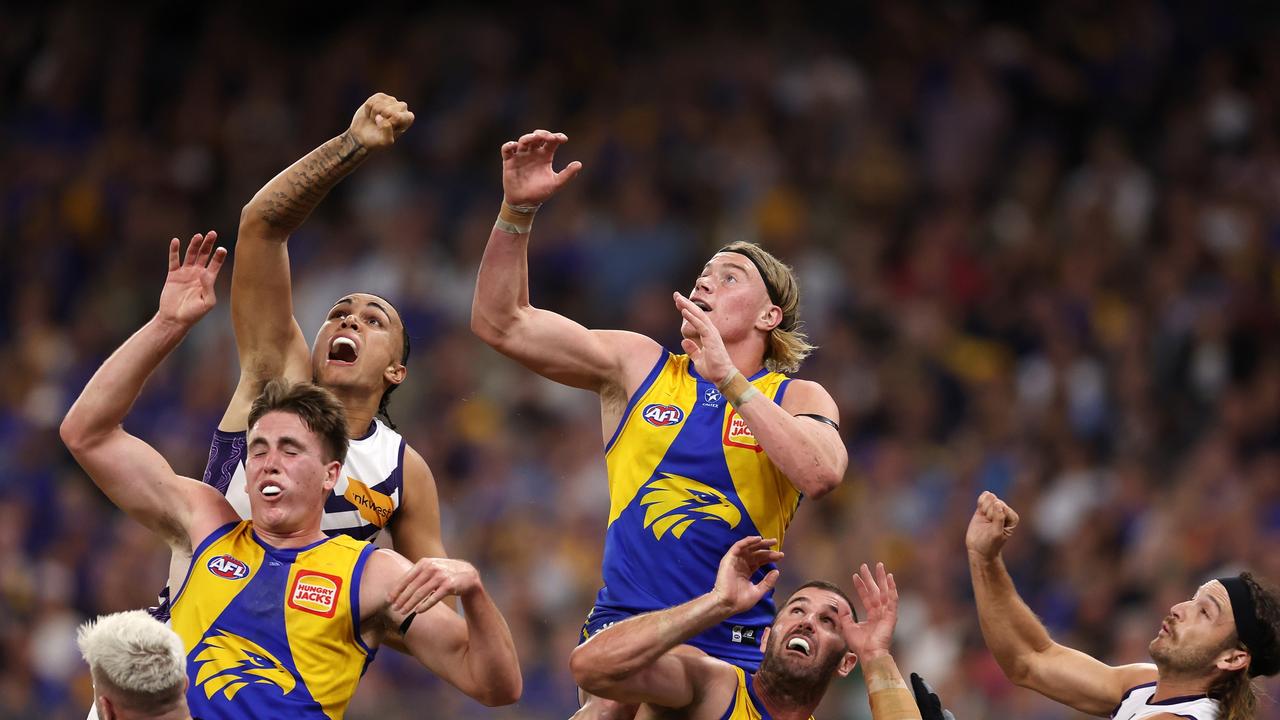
(755, 633, 844, 708)
(1149, 634, 1227, 677)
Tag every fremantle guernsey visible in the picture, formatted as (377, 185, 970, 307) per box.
(584, 352, 800, 670)
(149, 418, 405, 622)
(1111, 682, 1219, 720)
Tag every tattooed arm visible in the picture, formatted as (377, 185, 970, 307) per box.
(219, 93, 415, 432)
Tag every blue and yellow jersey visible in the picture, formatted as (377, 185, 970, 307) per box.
(170, 521, 376, 720)
(593, 352, 800, 668)
(717, 665, 813, 720)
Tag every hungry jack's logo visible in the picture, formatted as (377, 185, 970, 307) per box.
(723, 409, 762, 451)
(288, 570, 342, 618)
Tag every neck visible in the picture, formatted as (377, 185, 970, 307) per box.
(251, 521, 327, 549)
(112, 703, 192, 720)
(721, 337, 769, 378)
(328, 386, 378, 438)
(753, 668, 826, 720)
(1152, 670, 1214, 702)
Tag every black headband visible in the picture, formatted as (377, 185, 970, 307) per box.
(1218, 576, 1265, 675)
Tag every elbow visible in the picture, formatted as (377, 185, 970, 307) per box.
(796, 468, 843, 500)
(474, 670, 522, 707)
(58, 412, 94, 456)
(468, 307, 520, 351)
(569, 644, 615, 696)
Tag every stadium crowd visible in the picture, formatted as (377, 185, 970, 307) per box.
(1, 2, 1278, 718)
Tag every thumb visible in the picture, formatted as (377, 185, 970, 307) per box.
(556, 161, 584, 186)
(757, 569, 780, 594)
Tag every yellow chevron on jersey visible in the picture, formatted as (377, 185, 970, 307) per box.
(718, 665, 814, 720)
(170, 521, 376, 720)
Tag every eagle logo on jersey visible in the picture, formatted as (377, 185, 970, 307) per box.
(639, 473, 742, 540)
(193, 628, 297, 701)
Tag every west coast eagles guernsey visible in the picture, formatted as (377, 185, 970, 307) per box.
(147, 419, 407, 623)
(595, 352, 799, 667)
(1111, 682, 1219, 720)
(718, 666, 813, 720)
(170, 521, 376, 720)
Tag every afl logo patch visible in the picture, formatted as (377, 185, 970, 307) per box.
(207, 554, 250, 580)
(642, 404, 685, 427)
(288, 571, 342, 618)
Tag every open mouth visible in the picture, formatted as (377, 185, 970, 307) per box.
(692, 299, 712, 312)
(786, 636, 811, 656)
(261, 483, 283, 499)
(328, 336, 358, 364)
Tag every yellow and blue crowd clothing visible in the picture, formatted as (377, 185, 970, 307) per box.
(581, 352, 801, 671)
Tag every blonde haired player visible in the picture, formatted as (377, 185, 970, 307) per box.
(79, 610, 191, 720)
(473, 130, 848, 719)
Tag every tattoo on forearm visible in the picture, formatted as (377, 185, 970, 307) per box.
(259, 130, 368, 229)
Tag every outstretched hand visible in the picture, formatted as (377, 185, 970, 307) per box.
(841, 562, 898, 660)
(158, 232, 226, 327)
(501, 129, 583, 207)
(712, 536, 784, 616)
(348, 93, 414, 150)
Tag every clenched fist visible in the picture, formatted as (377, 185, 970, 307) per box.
(965, 491, 1020, 561)
(348, 93, 415, 150)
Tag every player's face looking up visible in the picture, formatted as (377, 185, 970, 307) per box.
(1149, 580, 1241, 675)
(684, 253, 782, 346)
(244, 411, 341, 532)
(311, 293, 407, 396)
(759, 588, 855, 684)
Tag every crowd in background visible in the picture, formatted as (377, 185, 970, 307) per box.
(2, 1, 1279, 718)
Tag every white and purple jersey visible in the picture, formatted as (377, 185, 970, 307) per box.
(1112, 682, 1219, 720)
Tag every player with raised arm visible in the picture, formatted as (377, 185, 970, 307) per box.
(473, 130, 849, 719)
(147, 92, 447, 625)
(967, 491, 1280, 720)
(61, 234, 520, 718)
(570, 536, 923, 720)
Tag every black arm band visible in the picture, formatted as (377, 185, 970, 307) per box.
(398, 611, 417, 636)
(795, 413, 839, 431)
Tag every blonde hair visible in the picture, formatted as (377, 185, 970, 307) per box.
(78, 610, 187, 714)
(718, 241, 814, 373)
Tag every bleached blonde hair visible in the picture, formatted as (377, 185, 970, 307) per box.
(78, 610, 187, 713)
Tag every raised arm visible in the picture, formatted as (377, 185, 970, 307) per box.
(59, 234, 238, 550)
(966, 491, 1155, 716)
(471, 130, 659, 393)
(222, 93, 415, 430)
(673, 294, 848, 498)
(367, 552, 520, 706)
(569, 536, 784, 708)
(841, 562, 921, 720)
